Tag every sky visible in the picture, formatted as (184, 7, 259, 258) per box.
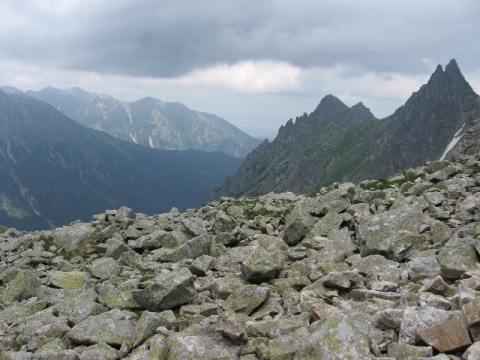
(1, 0, 479, 139)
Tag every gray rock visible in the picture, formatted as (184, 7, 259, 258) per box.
(322, 270, 364, 290)
(399, 306, 460, 344)
(189, 254, 215, 276)
(295, 312, 371, 359)
(132, 267, 196, 311)
(388, 342, 433, 359)
(374, 308, 404, 330)
(161, 233, 212, 262)
(357, 204, 425, 260)
(52, 222, 96, 256)
(53, 288, 106, 324)
(462, 298, 480, 327)
(47, 270, 89, 289)
(104, 238, 134, 260)
(132, 311, 163, 348)
(462, 341, 480, 360)
(215, 306, 248, 344)
(0, 351, 34, 360)
(240, 247, 285, 283)
(114, 206, 136, 229)
(225, 285, 270, 315)
(256, 328, 309, 360)
(32, 338, 78, 360)
(86, 257, 120, 280)
(283, 199, 317, 246)
(353, 254, 400, 283)
(437, 236, 478, 279)
(79, 342, 118, 360)
(1, 270, 40, 303)
(405, 257, 442, 281)
(67, 309, 137, 346)
(97, 283, 140, 309)
(166, 324, 241, 360)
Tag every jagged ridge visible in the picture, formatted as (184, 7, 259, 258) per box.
(214, 59, 480, 198)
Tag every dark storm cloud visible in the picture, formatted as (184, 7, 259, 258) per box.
(2, 0, 479, 79)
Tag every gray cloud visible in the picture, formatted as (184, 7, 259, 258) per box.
(2, 0, 479, 78)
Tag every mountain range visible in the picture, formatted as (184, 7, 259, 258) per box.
(0, 90, 242, 230)
(213, 59, 480, 198)
(16, 86, 261, 158)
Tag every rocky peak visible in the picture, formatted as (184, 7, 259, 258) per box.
(351, 101, 376, 121)
(313, 94, 350, 117)
(445, 58, 477, 97)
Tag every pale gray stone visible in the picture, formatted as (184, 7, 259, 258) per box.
(79, 342, 118, 360)
(399, 306, 460, 345)
(67, 309, 137, 346)
(295, 312, 371, 360)
(132, 267, 196, 311)
(52, 222, 96, 256)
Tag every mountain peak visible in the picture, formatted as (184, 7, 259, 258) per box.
(351, 102, 376, 121)
(313, 94, 349, 115)
(445, 58, 460, 75)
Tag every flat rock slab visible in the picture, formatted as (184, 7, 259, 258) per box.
(67, 309, 137, 346)
(417, 318, 471, 353)
(132, 267, 196, 311)
(462, 298, 480, 327)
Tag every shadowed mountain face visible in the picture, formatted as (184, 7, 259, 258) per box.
(0, 91, 242, 230)
(25, 87, 261, 158)
(213, 59, 480, 198)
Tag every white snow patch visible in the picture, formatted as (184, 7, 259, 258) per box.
(130, 132, 137, 144)
(439, 123, 465, 160)
(127, 108, 133, 124)
(148, 135, 155, 148)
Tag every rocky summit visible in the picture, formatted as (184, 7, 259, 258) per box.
(0, 152, 480, 359)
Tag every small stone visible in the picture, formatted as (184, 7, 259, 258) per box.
(418, 275, 449, 295)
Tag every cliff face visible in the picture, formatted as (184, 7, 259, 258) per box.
(1, 151, 479, 358)
(214, 59, 480, 199)
(370, 59, 480, 179)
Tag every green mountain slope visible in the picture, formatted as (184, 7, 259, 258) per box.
(0, 91, 242, 230)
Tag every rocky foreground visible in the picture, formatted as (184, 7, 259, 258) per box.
(0, 154, 479, 359)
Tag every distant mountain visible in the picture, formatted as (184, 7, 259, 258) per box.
(0, 91, 242, 230)
(213, 59, 480, 198)
(25, 87, 262, 158)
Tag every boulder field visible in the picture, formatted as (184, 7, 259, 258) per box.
(0, 154, 479, 359)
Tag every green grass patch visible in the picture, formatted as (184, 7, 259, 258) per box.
(359, 173, 423, 191)
(468, 164, 480, 174)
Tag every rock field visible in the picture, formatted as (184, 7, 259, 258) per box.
(0, 153, 479, 359)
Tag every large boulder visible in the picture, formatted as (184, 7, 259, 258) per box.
(132, 267, 197, 311)
(166, 324, 241, 360)
(356, 204, 426, 260)
(240, 247, 285, 284)
(294, 312, 371, 359)
(67, 309, 137, 346)
(283, 199, 317, 246)
(1, 270, 40, 303)
(52, 222, 96, 256)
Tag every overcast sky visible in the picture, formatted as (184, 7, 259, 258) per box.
(1, 0, 479, 138)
